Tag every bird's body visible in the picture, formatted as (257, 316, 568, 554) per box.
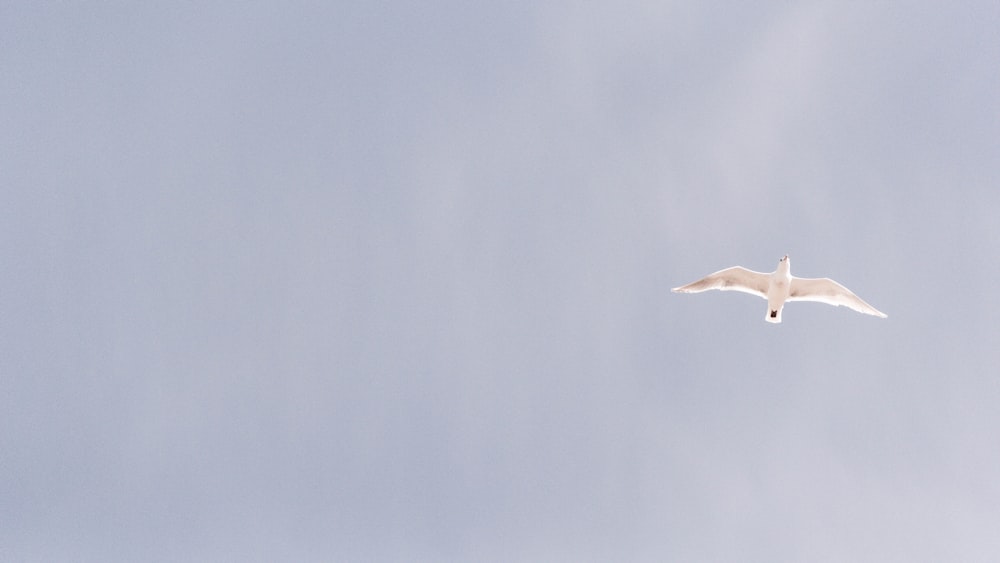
(672, 255, 886, 323)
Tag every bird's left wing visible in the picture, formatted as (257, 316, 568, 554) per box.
(671, 266, 769, 299)
(788, 277, 887, 318)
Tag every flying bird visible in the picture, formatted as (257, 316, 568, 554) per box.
(672, 255, 887, 323)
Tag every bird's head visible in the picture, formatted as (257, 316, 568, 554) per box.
(778, 254, 790, 272)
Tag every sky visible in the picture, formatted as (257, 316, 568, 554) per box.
(3, 2, 1000, 561)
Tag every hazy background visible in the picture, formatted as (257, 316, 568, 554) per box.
(3, 2, 999, 561)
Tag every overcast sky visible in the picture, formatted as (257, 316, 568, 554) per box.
(3, 2, 1000, 561)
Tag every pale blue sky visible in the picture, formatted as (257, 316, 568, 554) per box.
(3, 3, 1000, 561)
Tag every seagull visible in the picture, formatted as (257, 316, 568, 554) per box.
(672, 255, 887, 323)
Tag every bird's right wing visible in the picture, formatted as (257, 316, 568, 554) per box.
(671, 266, 769, 299)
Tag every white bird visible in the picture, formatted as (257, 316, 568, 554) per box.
(672, 255, 887, 323)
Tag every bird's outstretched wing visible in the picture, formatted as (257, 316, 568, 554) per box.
(788, 277, 887, 318)
(671, 266, 769, 299)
